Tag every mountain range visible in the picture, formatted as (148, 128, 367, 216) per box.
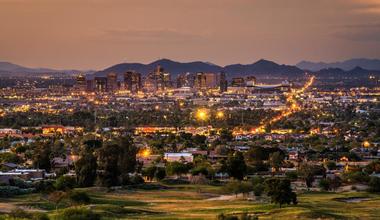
(0, 61, 90, 75)
(1, 58, 380, 79)
(297, 58, 380, 71)
(94, 58, 305, 79)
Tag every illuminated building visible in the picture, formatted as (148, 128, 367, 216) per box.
(231, 77, 245, 87)
(107, 73, 118, 92)
(144, 65, 171, 93)
(74, 74, 86, 91)
(219, 72, 228, 92)
(86, 79, 95, 92)
(164, 153, 193, 163)
(246, 76, 257, 86)
(176, 72, 195, 88)
(195, 72, 220, 91)
(94, 77, 108, 92)
(42, 125, 66, 134)
(124, 71, 142, 93)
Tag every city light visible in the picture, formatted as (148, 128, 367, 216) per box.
(196, 109, 208, 121)
(363, 141, 371, 148)
(216, 111, 224, 119)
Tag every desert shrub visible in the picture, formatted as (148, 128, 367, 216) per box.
(59, 207, 100, 220)
(69, 191, 91, 204)
(9, 208, 31, 219)
(34, 180, 56, 193)
(54, 175, 76, 191)
(32, 212, 50, 220)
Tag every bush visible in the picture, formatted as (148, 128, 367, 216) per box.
(32, 212, 50, 220)
(368, 176, 380, 192)
(9, 208, 31, 219)
(160, 178, 189, 185)
(155, 167, 166, 180)
(69, 191, 91, 204)
(217, 213, 258, 220)
(59, 207, 100, 220)
(285, 171, 298, 180)
(343, 171, 370, 184)
(54, 175, 76, 191)
(0, 186, 34, 197)
(252, 184, 264, 197)
(34, 180, 56, 193)
(319, 179, 330, 191)
(9, 177, 33, 189)
(129, 174, 144, 185)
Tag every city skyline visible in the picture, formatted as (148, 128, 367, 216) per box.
(1, 0, 380, 70)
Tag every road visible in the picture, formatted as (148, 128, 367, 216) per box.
(251, 75, 315, 134)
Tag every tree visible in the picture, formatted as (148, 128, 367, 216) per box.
(155, 167, 166, 180)
(368, 177, 380, 192)
(226, 151, 247, 180)
(32, 141, 52, 172)
(265, 178, 297, 208)
(219, 129, 233, 142)
(318, 178, 330, 191)
(117, 136, 137, 184)
(364, 160, 380, 174)
(166, 161, 190, 177)
(97, 137, 137, 187)
(142, 166, 157, 181)
(223, 180, 253, 198)
(298, 163, 325, 189)
(97, 143, 121, 187)
(75, 149, 97, 187)
(269, 152, 284, 173)
(0, 152, 22, 164)
(324, 160, 337, 170)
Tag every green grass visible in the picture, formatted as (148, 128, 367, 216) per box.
(1, 185, 380, 219)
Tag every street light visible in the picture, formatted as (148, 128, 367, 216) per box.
(141, 148, 151, 158)
(196, 109, 208, 121)
(363, 141, 371, 148)
(216, 111, 224, 119)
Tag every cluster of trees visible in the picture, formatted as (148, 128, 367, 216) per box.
(75, 137, 139, 187)
(223, 176, 297, 208)
(0, 107, 276, 130)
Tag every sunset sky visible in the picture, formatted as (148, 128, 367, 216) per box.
(0, 0, 379, 70)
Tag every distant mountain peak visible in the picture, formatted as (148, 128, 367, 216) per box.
(297, 58, 380, 71)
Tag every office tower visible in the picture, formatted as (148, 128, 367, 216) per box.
(124, 71, 142, 93)
(176, 72, 195, 88)
(144, 65, 171, 93)
(86, 79, 95, 92)
(94, 77, 108, 92)
(107, 73, 118, 92)
(194, 72, 219, 90)
(75, 74, 86, 91)
(219, 72, 228, 92)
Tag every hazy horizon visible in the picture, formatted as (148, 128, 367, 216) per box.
(1, 0, 380, 70)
